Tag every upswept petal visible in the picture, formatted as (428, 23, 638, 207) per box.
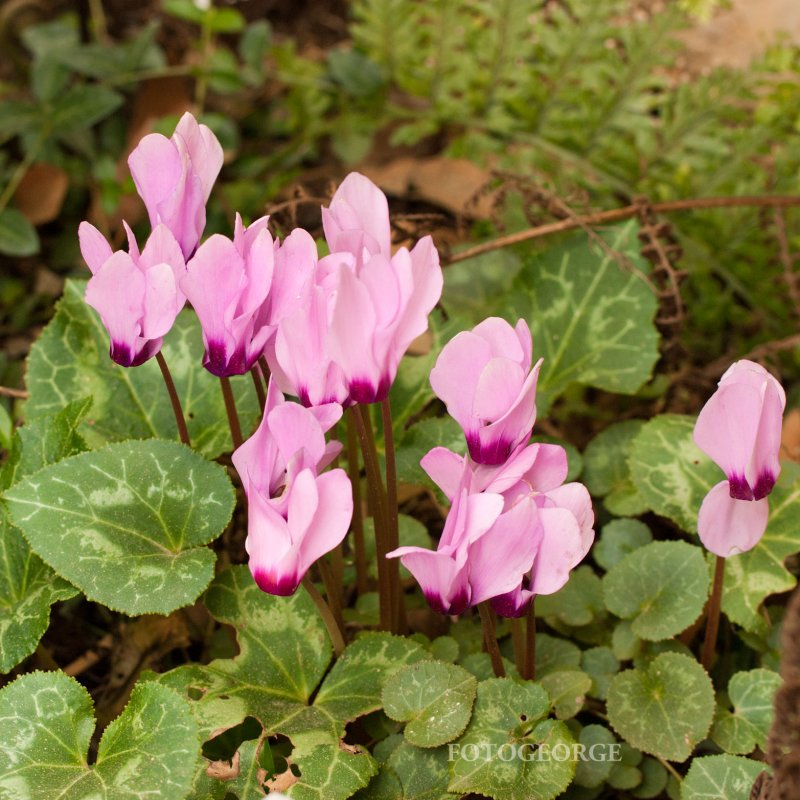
(78, 222, 113, 275)
(141, 263, 179, 340)
(528, 506, 584, 595)
(323, 172, 391, 257)
(468, 497, 541, 606)
(387, 547, 469, 615)
(430, 331, 492, 432)
(472, 316, 530, 367)
(694, 381, 762, 496)
(85, 252, 146, 366)
(128, 133, 183, 229)
(295, 468, 353, 577)
(174, 111, 224, 202)
(420, 447, 466, 501)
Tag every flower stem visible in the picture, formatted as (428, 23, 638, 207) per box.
(381, 397, 405, 633)
(317, 557, 344, 633)
(346, 411, 369, 595)
(250, 366, 266, 410)
(478, 602, 506, 678)
(701, 556, 726, 671)
(156, 352, 191, 446)
(302, 575, 345, 657)
(258, 356, 271, 385)
(351, 405, 392, 632)
(525, 599, 536, 681)
(220, 376, 243, 450)
(511, 617, 526, 676)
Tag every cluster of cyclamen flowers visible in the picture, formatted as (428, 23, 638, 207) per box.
(77, 113, 786, 639)
(389, 319, 595, 617)
(76, 112, 596, 622)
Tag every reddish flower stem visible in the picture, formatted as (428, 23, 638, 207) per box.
(250, 366, 266, 410)
(219, 376, 243, 450)
(525, 599, 536, 681)
(381, 397, 405, 633)
(346, 411, 369, 595)
(352, 405, 392, 632)
(701, 556, 726, 671)
(302, 575, 345, 657)
(511, 617, 526, 677)
(479, 602, 506, 678)
(156, 352, 191, 447)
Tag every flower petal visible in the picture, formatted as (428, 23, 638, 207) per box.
(698, 480, 769, 557)
(78, 221, 113, 275)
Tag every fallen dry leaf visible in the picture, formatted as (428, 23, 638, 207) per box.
(15, 162, 69, 225)
(363, 156, 496, 219)
(781, 408, 800, 463)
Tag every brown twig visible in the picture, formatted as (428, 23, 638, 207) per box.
(0, 386, 28, 399)
(773, 208, 800, 320)
(63, 634, 113, 677)
(445, 195, 800, 265)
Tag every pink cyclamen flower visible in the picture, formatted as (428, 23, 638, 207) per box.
(430, 317, 543, 465)
(693, 360, 786, 557)
(232, 380, 352, 595)
(387, 469, 541, 615)
(419, 443, 594, 616)
(323, 171, 392, 259)
(79, 221, 185, 367)
(181, 214, 276, 377)
(323, 173, 443, 404)
(128, 112, 223, 258)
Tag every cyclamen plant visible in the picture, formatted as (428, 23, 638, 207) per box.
(2, 110, 794, 800)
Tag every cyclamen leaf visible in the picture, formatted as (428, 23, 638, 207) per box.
(722, 468, 800, 633)
(0, 671, 199, 799)
(448, 678, 575, 800)
(158, 566, 427, 800)
(0, 508, 77, 673)
(628, 414, 718, 533)
(25, 279, 259, 458)
(711, 669, 782, 755)
(681, 754, 767, 800)
(5, 439, 234, 615)
(606, 652, 715, 762)
(583, 420, 648, 516)
(0, 400, 91, 672)
(503, 221, 660, 413)
(602, 541, 710, 641)
(382, 661, 477, 748)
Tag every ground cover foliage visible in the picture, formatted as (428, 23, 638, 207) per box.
(2, 2, 800, 799)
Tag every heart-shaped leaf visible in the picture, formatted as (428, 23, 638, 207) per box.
(382, 661, 477, 747)
(602, 541, 710, 641)
(0, 671, 198, 798)
(711, 669, 782, 755)
(158, 566, 426, 800)
(5, 439, 234, 614)
(606, 652, 714, 762)
(448, 678, 575, 800)
(681, 754, 767, 800)
(628, 414, 718, 533)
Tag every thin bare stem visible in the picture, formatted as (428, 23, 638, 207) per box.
(478, 603, 506, 678)
(511, 618, 526, 677)
(525, 599, 536, 681)
(446, 195, 800, 265)
(0, 385, 28, 399)
(317, 557, 344, 633)
(220, 376, 243, 450)
(302, 575, 345, 657)
(346, 412, 369, 595)
(701, 556, 726, 671)
(352, 406, 392, 631)
(258, 356, 271, 385)
(381, 397, 405, 633)
(250, 366, 266, 410)
(156, 352, 191, 446)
